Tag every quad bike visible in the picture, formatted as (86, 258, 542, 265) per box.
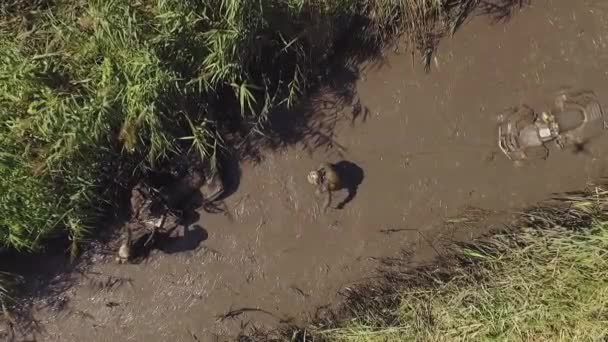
(497, 90, 606, 164)
(119, 167, 225, 262)
(129, 161, 225, 235)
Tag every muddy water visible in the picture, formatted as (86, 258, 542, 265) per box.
(13, 1, 608, 341)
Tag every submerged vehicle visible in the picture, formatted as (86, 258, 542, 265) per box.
(497, 90, 606, 163)
(497, 104, 557, 162)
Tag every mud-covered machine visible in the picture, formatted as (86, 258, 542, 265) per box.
(497, 90, 607, 163)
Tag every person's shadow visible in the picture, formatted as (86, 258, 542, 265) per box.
(157, 224, 208, 254)
(129, 224, 208, 263)
(332, 160, 364, 209)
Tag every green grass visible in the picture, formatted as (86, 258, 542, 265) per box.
(285, 187, 608, 341)
(0, 0, 446, 255)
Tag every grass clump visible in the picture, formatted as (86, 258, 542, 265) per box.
(0, 0, 447, 254)
(311, 188, 608, 341)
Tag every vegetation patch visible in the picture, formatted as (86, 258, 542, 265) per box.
(245, 186, 608, 341)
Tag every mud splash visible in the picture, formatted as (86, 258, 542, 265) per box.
(5, 0, 608, 341)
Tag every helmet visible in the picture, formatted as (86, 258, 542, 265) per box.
(307, 170, 320, 185)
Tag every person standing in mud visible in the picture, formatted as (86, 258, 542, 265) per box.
(308, 161, 364, 212)
(307, 162, 343, 212)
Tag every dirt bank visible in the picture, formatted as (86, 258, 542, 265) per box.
(5, 0, 608, 341)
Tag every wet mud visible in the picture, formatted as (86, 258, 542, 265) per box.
(5, 0, 608, 341)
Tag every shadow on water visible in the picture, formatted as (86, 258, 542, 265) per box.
(175, 151, 241, 220)
(129, 224, 209, 264)
(229, 11, 398, 165)
(0, 1, 532, 339)
(234, 62, 375, 164)
(0, 240, 85, 339)
(448, 0, 531, 35)
(478, 0, 531, 23)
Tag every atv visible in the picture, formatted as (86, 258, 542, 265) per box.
(497, 90, 605, 164)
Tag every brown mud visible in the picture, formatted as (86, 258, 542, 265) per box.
(4, 0, 608, 341)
